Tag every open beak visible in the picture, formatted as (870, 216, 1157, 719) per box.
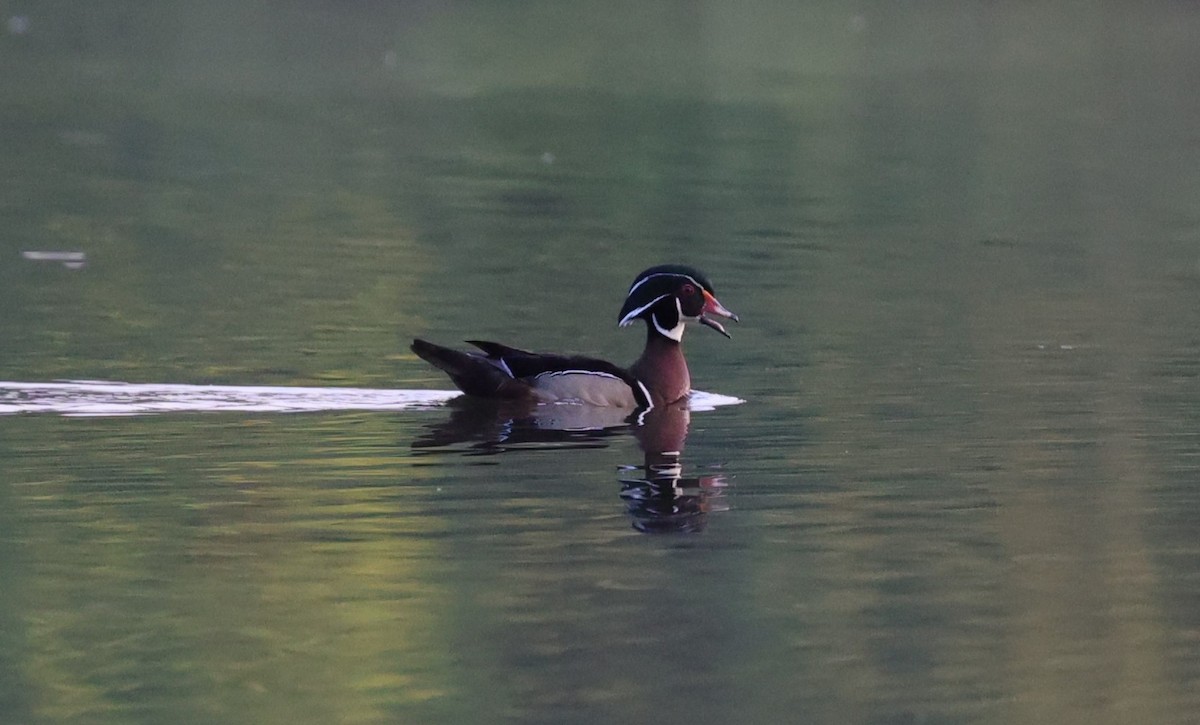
(698, 290, 739, 339)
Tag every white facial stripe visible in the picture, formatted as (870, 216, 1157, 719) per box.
(619, 293, 669, 326)
(498, 358, 514, 378)
(625, 272, 703, 299)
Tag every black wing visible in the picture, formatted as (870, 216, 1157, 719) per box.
(465, 340, 649, 407)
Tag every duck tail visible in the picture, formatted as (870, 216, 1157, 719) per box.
(411, 339, 529, 398)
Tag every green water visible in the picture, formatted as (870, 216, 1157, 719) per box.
(3, 3, 1200, 723)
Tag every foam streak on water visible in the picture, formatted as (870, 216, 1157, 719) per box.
(0, 381, 743, 417)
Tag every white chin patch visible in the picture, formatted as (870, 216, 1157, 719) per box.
(652, 312, 685, 342)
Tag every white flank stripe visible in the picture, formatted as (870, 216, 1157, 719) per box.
(536, 369, 621, 381)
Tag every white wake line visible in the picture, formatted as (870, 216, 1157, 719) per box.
(0, 381, 745, 417)
(0, 381, 459, 416)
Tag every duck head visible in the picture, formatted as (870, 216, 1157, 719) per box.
(617, 264, 739, 342)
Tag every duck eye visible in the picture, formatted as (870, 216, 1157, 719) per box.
(680, 283, 696, 296)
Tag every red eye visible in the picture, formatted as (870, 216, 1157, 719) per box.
(680, 283, 696, 296)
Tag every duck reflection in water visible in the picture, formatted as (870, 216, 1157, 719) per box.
(621, 401, 728, 534)
(412, 397, 728, 533)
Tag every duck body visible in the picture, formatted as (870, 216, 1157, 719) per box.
(412, 264, 737, 409)
(410, 339, 652, 407)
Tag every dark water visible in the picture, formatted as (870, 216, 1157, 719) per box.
(3, 3, 1200, 723)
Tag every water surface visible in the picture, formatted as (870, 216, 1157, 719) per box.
(2, 3, 1199, 724)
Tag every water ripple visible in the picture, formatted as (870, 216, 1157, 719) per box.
(0, 381, 744, 417)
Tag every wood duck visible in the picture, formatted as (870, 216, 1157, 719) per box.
(411, 264, 738, 409)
